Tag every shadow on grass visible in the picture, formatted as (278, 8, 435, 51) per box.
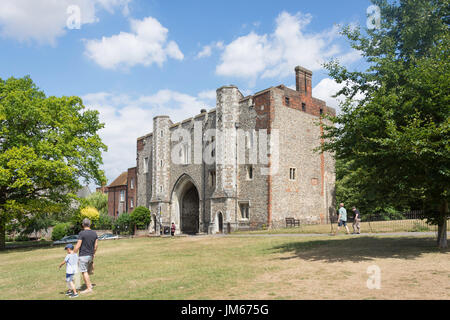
(269, 236, 447, 263)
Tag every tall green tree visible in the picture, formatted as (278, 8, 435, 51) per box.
(322, 0, 449, 247)
(0, 76, 107, 250)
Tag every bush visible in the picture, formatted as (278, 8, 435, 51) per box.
(130, 206, 151, 230)
(113, 213, 132, 235)
(71, 206, 100, 231)
(14, 234, 30, 242)
(52, 222, 72, 241)
(96, 213, 113, 230)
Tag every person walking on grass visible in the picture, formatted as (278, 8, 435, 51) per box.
(334, 203, 350, 235)
(74, 218, 98, 294)
(352, 207, 361, 234)
(58, 243, 79, 298)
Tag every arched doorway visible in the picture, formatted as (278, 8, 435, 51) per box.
(170, 175, 200, 235)
(181, 184, 199, 234)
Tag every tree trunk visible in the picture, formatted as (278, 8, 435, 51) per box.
(437, 200, 448, 249)
(0, 218, 5, 251)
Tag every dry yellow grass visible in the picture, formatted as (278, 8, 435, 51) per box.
(0, 234, 448, 300)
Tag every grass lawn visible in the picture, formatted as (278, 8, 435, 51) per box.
(0, 235, 449, 300)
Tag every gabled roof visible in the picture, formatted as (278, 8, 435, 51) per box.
(107, 171, 128, 188)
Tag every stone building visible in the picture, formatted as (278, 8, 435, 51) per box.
(136, 66, 336, 234)
(106, 167, 137, 218)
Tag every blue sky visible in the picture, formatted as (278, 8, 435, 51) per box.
(0, 0, 372, 187)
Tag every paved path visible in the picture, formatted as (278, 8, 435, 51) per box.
(213, 231, 444, 238)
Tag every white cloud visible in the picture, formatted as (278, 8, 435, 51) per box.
(84, 16, 183, 69)
(313, 78, 366, 115)
(216, 11, 361, 83)
(196, 41, 225, 59)
(82, 89, 216, 184)
(0, 0, 131, 45)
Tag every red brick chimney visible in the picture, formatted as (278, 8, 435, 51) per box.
(295, 66, 312, 98)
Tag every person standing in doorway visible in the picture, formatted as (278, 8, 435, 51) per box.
(74, 218, 98, 294)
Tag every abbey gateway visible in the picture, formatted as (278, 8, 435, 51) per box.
(106, 66, 336, 234)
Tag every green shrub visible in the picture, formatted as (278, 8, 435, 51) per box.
(96, 213, 113, 230)
(52, 222, 72, 241)
(130, 206, 151, 230)
(113, 213, 132, 235)
(14, 234, 30, 242)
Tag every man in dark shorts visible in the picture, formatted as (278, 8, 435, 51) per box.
(74, 218, 98, 294)
(352, 207, 361, 234)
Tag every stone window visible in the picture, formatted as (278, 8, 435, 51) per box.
(182, 143, 190, 165)
(160, 160, 163, 167)
(239, 202, 250, 220)
(144, 157, 149, 173)
(246, 165, 253, 180)
(302, 103, 306, 112)
(209, 170, 216, 187)
(160, 130, 164, 137)
(289, 168, 297, 181)
(320, 108, 323, 115)
(120, 190, 125, 202)
(285, 97, 290, 106)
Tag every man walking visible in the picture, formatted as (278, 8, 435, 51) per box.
(334, 203, 350, 235)
(352, 207, 361, 234)
(74, 218, 98, 294)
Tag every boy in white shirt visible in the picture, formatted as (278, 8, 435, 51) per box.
(58, 243, 79, 298)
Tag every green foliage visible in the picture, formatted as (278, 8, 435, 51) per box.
(113, 213, 132, 235)
(321, 0, 449, 242)
(51, 222, 72, 241)
(20, 213, 55, 237)
(130, 206, 151, 230)
(96, 213, 113, 230)
(80, 192, 108, 216)
(0, 76, 107, 249)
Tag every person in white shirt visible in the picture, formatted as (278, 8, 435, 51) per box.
(58, 243, 79, 298)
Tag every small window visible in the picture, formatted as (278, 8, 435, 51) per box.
(182, 143, 190, 165)
(285, 97, 290, 106)
(120, 190, 125, 202)
(130, 198, 134, 208)
(320, 108, 323, 115)
(160, 186, 163, 193)
(130, 178, 134, 189)
(302, 103, 306, 112)
(246, 165, 253, 180)
(144, 157, 149, 173)
(160, 160, 163, 167)
(211, 136, 215, 158)
(160, 130, 164, 137)
(239, 202, 250, 220)
(289, 168, 297, 181)
(210, 170, 216, 187)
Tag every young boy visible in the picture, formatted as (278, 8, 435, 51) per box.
(58, 243, 79, 298)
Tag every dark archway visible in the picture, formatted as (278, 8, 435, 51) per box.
(180, 184, 199, 234)
(170, 174, 201, 235)
(218, 212, 223, 233)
